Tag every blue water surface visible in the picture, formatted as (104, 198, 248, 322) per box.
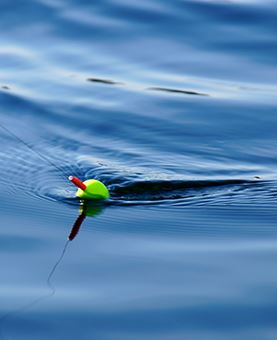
(1, 0, 277, 339)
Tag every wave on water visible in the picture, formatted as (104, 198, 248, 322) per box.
(109, 178, 248, 203)
(31, 170, 266, 207)
(85, 77, 209, 97)
(0, 127, 269, 208)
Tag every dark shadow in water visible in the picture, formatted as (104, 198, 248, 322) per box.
(87, 77, 123, 85)
(147, 86, 209, 96)
(106, 178, 264, 206)
(0, 202, 104, 339)
(110, 179, 249, 198)
(86, 78, 208, 97)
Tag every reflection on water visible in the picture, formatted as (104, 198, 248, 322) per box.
(0, 200, 105, 339)
(87, 77, 123, 85)
(0, 200, 102, 338)
(68, 202, 105, 241)
(147, 86, 208, 96)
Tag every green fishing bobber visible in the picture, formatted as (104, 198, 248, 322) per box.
(76, 179, 109, 200)
(69, 176, 109, 200)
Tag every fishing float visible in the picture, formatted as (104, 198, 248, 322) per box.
(68, 176, 109, 200)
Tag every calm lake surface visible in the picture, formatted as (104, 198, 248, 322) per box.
(1, 0, 277, 339)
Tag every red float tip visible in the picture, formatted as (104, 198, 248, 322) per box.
(68, 176, 87, 191)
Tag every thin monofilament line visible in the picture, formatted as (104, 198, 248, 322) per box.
(47, 240, 70, 291)
(0, 240, 70, 340)
(0, 122, 69, 179)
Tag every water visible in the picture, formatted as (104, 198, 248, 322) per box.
(1, 0, 277, 339)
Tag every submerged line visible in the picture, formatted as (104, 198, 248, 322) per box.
(0, 240, 70, 339)
(47, 240, 70, 291)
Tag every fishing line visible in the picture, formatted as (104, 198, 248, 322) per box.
(0, 121, 69, 180)
(0, 120, 111, 200)
(0, 240, 70, 340)
(47, 240, 70, 291)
